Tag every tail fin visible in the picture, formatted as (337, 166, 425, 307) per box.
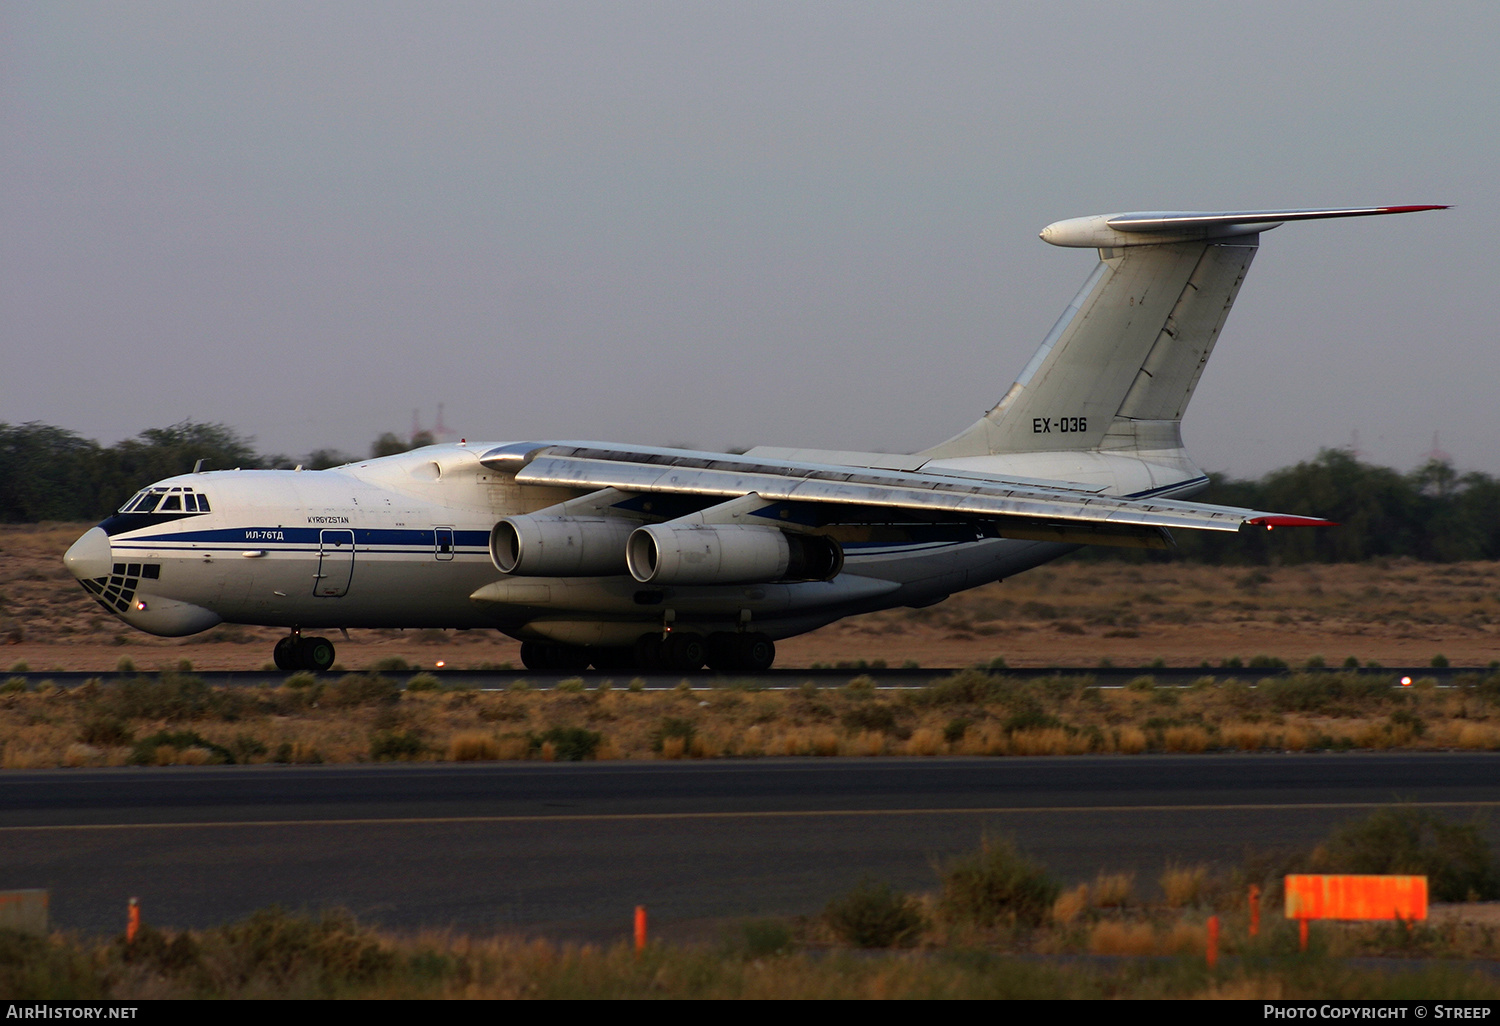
(918, 206, 1445, 460)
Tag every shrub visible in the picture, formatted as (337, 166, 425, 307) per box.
(129, 730, 235, 766)
(824, 879, 924, 948)
(230, 734, 268, 763)
(1002, 706, 1063, 734)
(908, 669, 1002, 707)
(323, 674, 400, 708)
(1312, 807, 1500, 901)
(369, 729, 428, 761)
(1261, 673, 1390, 714)
(404, 673, 441, 692)
(938, 837, 1059, 927)
(532, 726, 602, 761)
(95, 673, 245, 722)
(651, 717, 696, 753)
(212, 908, 396, 991)
(0, 928, 107, 999)
(841, 703, 899, 734)
(78, 717, 133, 747)
(730, 918, 797, 958)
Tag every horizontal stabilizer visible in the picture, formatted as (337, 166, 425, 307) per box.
(1041, 205, 1448, 248)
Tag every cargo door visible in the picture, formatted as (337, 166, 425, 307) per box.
(314, 530, 355, 597)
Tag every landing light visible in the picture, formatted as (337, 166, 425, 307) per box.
(435, 660, 445, 668)
(1401, 676, 1412, 686)
(135, 600, 147, 611)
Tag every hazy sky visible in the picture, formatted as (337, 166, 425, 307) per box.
(3, 1, 1494, 477)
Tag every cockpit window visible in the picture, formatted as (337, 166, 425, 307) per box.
(115, 486, 210, 516)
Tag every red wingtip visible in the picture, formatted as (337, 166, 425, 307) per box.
(1249, 515, 1340, 528)
(1380, 205, 1450, 213)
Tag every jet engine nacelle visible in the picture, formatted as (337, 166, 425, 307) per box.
(490, 515, 635, 576)
(626, 524, 842, 585)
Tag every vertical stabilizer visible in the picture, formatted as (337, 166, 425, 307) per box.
(917, 205, 1445, 461)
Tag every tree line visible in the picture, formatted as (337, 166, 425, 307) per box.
(0, 421, 431, 523)
(2, 421, 1495, 565)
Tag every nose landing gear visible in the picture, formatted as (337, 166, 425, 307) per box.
(272, 632, 336, 672)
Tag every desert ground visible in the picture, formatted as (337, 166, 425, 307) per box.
(5, 523, 1498, 673)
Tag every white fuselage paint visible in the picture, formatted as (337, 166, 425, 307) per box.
(74, 442, 1206, 645)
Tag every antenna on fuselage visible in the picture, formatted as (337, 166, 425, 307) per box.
(192, 459, 205, 474)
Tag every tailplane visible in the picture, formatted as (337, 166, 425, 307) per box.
(918, 206, 1445, 461)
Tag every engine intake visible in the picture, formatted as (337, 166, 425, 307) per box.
(490, 516, 635, 576)
(626, 524, 842, 585)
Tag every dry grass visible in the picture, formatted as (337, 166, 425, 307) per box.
(2, 659, 1500, 768)
(1091, 872, 1135, 909)
(1051, 884, 1090, 925)
(1089, 921, 1158, 955)
(12, 907, 1500, 999)
(1161, 864, 1209, 908)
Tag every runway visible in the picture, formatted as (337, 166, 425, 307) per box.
(4, 753, 1498, 941)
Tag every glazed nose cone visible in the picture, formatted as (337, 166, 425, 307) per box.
(64, 527, 113, 581)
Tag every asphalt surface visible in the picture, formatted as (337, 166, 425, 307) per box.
(4, 753, 1499, 941)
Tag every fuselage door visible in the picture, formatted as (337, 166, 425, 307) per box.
(314, 529, 355, 597)
(435, 528, 455, 561)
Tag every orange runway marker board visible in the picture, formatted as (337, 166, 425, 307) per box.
(1284, 875, 1427, 921)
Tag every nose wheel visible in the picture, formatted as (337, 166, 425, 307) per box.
(273, 634, 336, 672)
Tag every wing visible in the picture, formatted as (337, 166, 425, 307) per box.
(481, 441, 1329, 544)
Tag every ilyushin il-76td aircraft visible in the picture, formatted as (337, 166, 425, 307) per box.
(64, 205, 1445, 673)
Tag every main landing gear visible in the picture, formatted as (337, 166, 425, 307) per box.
(517, 632, 775, 673)
(273, 632, 336, 672)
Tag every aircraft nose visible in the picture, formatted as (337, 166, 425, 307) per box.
(63, 527, 113, 581)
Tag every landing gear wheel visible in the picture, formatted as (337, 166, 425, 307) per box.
(519, 641, 548, 671)
(519, 641, 591, 672)
(298, 636, 336, 672)
(550, 645, 591, 672)
(591, 647, 635, 672)
(660, 632, 706, 673)
(734, 633, 775, 672)
(273, 636, 299, 672)
(634, 633, 664, 672)
(705, 633, 738, 673)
